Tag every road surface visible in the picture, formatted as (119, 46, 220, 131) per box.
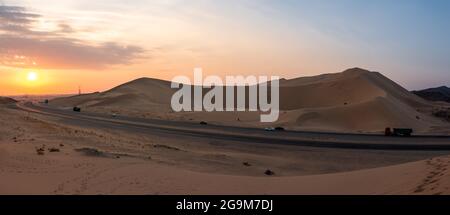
(14, 102, 450, 151)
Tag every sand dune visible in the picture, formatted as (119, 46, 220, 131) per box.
(51, 68, 449, 133)
(0, 97, 17, 105)
(51, 78, 175, 117)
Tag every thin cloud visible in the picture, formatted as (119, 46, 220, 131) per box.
(0, 5, 145, 70)
(0, 5, 41, 35)
(58, 23, 75, 33)
(0, 5, 40, 24)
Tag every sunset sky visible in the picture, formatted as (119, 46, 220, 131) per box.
(1, 0, 449, 95)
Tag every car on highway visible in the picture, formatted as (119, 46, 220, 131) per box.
(275, 127, 285, 131)
(265, 127, 285, 131)
(384, 127, 413, 137)
(265, 127, 275, 131)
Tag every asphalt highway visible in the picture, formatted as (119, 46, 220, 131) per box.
(14, 102, 450, 151)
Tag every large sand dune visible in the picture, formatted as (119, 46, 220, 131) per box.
(51, 68, 449, 133)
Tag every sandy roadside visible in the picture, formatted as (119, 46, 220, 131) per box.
(1, 106, 449, 195)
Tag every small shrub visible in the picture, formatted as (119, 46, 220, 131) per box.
(264, 169, 275, 176)
(243, 162, 251, 167)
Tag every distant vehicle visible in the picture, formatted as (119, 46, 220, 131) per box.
(385, 127, 413, 137)
(265, 127, 275, 131)
(111, 113, 117, 118)
(275, 127, 285, 131)
(392, 128, 413, 137)
(265, 127, 285, 131)
(73, 107, 81, 112)
(200, 121, 208, 125)
(384, 127, 392, 136)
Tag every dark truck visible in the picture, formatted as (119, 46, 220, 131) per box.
(385, 127, 413, 137)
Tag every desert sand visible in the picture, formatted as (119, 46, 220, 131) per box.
(51, 68, 450, 134)
(1, 102, 449, 195)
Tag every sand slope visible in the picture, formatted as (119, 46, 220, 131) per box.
(51, 68, 449, 133)
(0, 97, 17, 105)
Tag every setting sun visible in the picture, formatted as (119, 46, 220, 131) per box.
(27, 72, 38, 82)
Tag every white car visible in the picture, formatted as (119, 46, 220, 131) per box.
(264, 127, 275, 131)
